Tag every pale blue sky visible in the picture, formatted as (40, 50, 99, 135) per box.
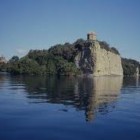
(0, 0, 140, 61)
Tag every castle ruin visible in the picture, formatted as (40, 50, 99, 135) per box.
(87, 32, 96, 41)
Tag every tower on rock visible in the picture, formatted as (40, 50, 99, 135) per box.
(87, 32, 96, 41)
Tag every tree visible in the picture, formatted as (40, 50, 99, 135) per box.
(18, 57, 42, 75)
(122, 58, 140, 76)
(9, 56, 19, 63)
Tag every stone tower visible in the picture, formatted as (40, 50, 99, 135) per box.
(87, 32, 96, 41)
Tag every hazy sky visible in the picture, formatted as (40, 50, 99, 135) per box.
(0, 0, 140, 61)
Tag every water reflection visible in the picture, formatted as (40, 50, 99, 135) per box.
(0, 72, 6, 86)
(123, 76, 140, 87)
(80, 76, 123, 121)
(1, 74, 140, 140)
(3, 75, 124, 121)
(136, 76, 139, 87)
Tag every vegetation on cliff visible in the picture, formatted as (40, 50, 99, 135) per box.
(99, 41, 120, 55)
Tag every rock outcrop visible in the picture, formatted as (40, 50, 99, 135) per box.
(75, 33, 123, 76)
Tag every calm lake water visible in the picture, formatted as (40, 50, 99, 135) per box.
(0, 73, 140, 140)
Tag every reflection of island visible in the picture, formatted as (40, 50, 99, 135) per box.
(0, 72, 7, 87)
(7, 75, 123, 122)
(78, 76, 123, 121)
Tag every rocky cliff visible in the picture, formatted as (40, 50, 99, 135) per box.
(75, 40, 123, 76)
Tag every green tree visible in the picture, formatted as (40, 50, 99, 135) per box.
(19, 57, 42, 75)
(9, 56, 19, 63)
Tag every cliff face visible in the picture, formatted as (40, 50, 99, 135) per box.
(75, 41, 123, 76)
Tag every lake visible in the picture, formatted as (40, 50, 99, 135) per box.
(0, 73, 140, 140)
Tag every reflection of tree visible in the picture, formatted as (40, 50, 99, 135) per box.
(0, 73, 7, 87)
(10, 75, 77, 104)
(8, 75, 123, 122)
(123, 77, 139, 87)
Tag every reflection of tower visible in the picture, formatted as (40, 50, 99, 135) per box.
(85, 94, 96, 122)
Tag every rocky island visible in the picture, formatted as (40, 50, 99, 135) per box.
(75, 32, 123, 76)
(0, 32, 139, 76)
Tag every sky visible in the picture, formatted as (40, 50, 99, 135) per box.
(0, 0, 140, 61)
